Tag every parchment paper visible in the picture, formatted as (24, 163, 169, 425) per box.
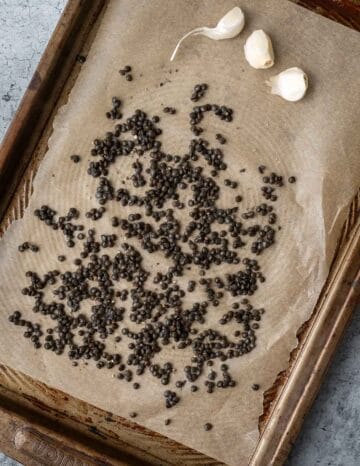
(1, 1, 360, 465)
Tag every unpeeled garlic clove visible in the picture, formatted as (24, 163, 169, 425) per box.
(244, 30, 274, 69)
(267, 67, 308, 102)
(212, 6, 245, 39)
(170, 7, 245, 61)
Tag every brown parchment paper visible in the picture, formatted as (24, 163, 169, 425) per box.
(1, 1, 360, 465)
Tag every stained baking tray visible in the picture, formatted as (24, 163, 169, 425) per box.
(0, 1, 359, 465)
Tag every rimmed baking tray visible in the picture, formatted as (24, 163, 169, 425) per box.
(0, 1, 359, 464)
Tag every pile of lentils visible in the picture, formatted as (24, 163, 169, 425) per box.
(10, 79, 296, 429)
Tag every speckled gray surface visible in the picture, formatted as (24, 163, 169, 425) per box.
(0, 2, 359, 466)
(285, 310, 360, 466)
(0, 0, 66, 138)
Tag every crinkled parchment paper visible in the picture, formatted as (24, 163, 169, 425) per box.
(1, 1, 360, 465)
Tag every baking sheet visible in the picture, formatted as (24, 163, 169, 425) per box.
(0, 1, 360, 465)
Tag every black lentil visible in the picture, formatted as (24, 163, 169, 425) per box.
(9, 81, 296, 420)
(111, 216, 119, 227)
(163, 106, 176, 115)
(70, 155, 81, 163)
(191, 83, 208, 102)
(86, 207, 106, 221)
(76, 54, 86, 64)
(215, 133, 226, 145)
(18, 242, 39, 253)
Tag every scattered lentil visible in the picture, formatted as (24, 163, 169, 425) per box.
(10, 81, 297, 420)
(163, 106, 176, 115)
(76, 54, 86, 64)
(191, 83, 208, 102)
(70, 155, 81, 163)
(18, 242, 39, 253)
(215, 133, 226, 145)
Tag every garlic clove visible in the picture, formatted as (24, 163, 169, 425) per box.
(170, 7, 245, 61)
(213, 7, 245, 39)
(267, 67, 308, 102)
(244, 30, 274, 69)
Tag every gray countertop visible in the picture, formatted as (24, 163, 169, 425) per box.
(0, 2, 358, 465)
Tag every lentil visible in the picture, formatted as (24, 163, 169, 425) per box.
(70, 155, 81, 163)
(9, 81, 296, 419)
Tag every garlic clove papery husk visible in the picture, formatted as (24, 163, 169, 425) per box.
(170, 7, 245, 61)
(267, 67, 308, 102)
(170, 27, 210, 62)
(244, 30, 274, 69)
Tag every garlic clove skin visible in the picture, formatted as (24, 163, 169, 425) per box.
(170, 7, 245, 61)
(267, 67, 308, 102)
(170, 28, 207, 61)
(244, 30, 274, 69)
